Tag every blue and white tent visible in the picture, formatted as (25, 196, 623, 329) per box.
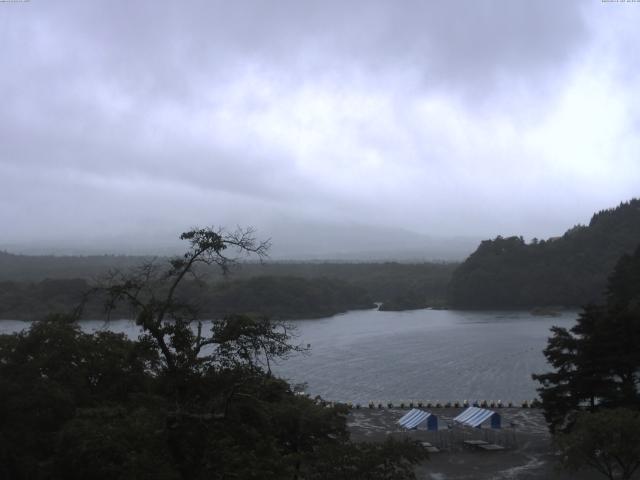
(397, 409, 438, 431)
(453, 407, 501, 428)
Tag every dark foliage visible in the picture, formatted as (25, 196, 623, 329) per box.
(0, 276, 373, 321)
(0, 227, 428, 479)
(0, 263, 456, 320)
(533, 245, 640, 433)
(0, 278, 91, 320)
(194, 275, 374, 319)
(450, 199, 640, 308)
(555, 408, 640, 480)
(0, 316, 163, 479)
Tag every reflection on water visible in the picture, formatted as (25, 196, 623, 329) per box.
(0, 309, 576, 403)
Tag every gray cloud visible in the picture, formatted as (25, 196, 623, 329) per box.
(0, 0, 639, 256)
(6, 1, 589, 96)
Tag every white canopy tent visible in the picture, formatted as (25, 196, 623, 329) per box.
(397, 409, 438, 430)
(453, 407, 501, 428)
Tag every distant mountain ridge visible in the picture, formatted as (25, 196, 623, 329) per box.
(449, 198, 640, 308)
(1, 220, 480, 262)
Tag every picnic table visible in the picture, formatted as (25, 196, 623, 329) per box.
(463, 440, 488, 447)
(463, 440, 505, 451)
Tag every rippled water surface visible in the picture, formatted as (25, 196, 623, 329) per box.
(1, 308, 576, 403)
(272, 308, 577, 403)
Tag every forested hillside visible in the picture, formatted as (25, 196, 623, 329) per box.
(0, 276, 373, 321)
(449, 199, 640, 308)
(0, 256, 455, 319)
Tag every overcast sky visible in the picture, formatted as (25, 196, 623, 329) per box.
(1, 0, 639, 255)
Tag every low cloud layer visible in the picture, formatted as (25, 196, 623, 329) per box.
(1, 0, 639, 255)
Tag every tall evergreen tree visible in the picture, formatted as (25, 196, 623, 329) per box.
(533, 245, 640, 433)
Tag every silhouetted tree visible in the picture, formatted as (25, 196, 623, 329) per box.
(0, 227, 428, 479)
(533, 245, 640, 433)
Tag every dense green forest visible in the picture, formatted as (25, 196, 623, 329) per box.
(0, 255, 455, 319)
(230, 262, 455, 310)
(0, 276, 373, 321)
(449, 199, 640, 308)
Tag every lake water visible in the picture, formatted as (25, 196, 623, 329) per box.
(274, 308, 578, 404)
(0, 308, 577, 404)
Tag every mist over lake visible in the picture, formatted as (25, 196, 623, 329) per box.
(0, 309, 576, 403)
